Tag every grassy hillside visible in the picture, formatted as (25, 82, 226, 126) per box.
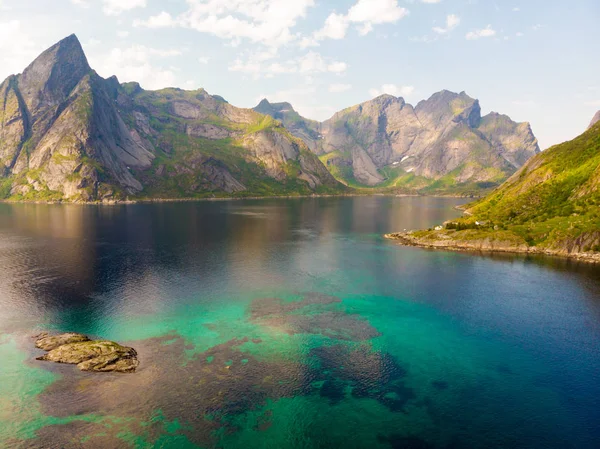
(123, 88, 343, 199)
(318, 153, 503, 197)
(393, 122, 600, 257)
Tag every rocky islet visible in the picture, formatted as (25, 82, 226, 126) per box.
(34, 332, 139, 373)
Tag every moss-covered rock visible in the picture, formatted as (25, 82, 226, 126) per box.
(34, 332, 90, 351)
(35, 333, 138, 373)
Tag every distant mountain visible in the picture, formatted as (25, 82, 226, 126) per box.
(255, 92, 540, 193)
(589, 110, 600, 129)
(387, 117, 600, 261)
(253, 99, 322, 153)
(0, 35, 343, 202)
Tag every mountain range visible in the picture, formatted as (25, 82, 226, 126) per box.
(255, 92, 540, 193)
(0, 35, 540, 202)
(387, 112, 600, 261)
(0, 35, 341, 202)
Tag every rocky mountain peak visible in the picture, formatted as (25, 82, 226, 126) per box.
(0, 34, 342, 202)
(455, 98, 481, 128)
(417, 90, 476, 110)
(372, 93, 401, 103)
(257, 88, 540, 191)
(588, 111, 600, 130)
(415, 90, 479, 129)
(256, 98, 272, 108)
(255, 99, 296, 115)
(362, 94, 405, 110)
(17, 33, 91, 110)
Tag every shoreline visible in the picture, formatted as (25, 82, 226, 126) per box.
(0, 192, 476, 206)
(384, 232, 600, 264)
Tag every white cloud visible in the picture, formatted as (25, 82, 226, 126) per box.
(90, 45, 182, 90)
(299, 36, 319, 48)
(117, 31, 130, 38)
(369, 84, 414, 98)
(432, 14, 460, 34)
(0, 20, 38, 79)
(229, 50, 347, 78)
(198, 57, 210, 64)
(314, 13, 349, 41)
(346, 0, 409, 34)
(410, 34, 438, 43)
(134, 0, 315, 48)
(134, 11, 175, 28)
(512, 7, 520, 12)
(515, 32, 524, 37)
(466, 25, 496, 40)
(329, 83, 352, 93)
(421, 0, 442, 3)
(532, 24, 542, 31)
(103, 0, 146, 16)
(307, 0, 408, 46)
(298, 52, 347, 74)
(327, 61, 348, 74)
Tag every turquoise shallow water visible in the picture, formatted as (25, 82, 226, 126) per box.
(0, 197, 599, 448)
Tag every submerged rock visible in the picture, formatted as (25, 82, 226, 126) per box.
(35, 333, 139, 373)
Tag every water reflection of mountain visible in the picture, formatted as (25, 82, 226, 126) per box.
(1, 198, 598, 337)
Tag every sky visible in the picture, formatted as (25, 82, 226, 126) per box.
(0, 0, 599, 149)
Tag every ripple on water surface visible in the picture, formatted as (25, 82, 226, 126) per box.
(0, 198, 599, 448)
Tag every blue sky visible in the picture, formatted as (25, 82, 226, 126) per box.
(0, 0, 598, 149)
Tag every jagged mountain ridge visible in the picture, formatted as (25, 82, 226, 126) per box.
(255, 92, 540, 192)
(0, 35, 342, 202)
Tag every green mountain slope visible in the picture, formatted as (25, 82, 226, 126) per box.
(0, 35, 344, 202)
(387, 121, 600, 260)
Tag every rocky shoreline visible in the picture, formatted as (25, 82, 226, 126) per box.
(0, 192, 477, 206)
(384, 232, 600, 264)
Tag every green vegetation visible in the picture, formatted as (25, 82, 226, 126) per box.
(246, 115, 277, 134)
(9, 187, 64, 202)
(123, 88, 344, 200)
(410, 122, 600, 253)
(0, 177, 14, 199)
(73, 88, 93, 123)
(317, 156, 499, 196)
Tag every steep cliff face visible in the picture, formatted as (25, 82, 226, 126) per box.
(0, 35, 342, 201)
(0, 35, 154, 200)
(118, 87, 340, 198)
(256, 91, 540, 192)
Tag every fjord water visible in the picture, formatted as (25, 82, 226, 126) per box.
(0, 197, 599, 449)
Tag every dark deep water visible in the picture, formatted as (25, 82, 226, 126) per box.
(0, 197, 599, 449)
